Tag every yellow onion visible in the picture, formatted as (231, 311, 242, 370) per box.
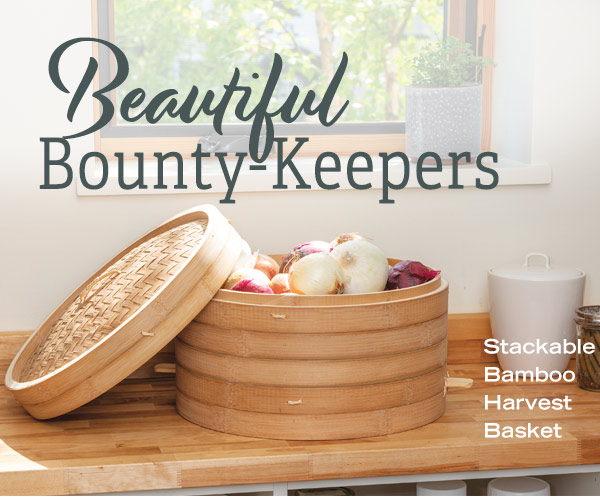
(223, 268, 269, 289)
(330, 239, 388, 294)
(289, 253, 344, 295)
(269, 273, 290, 294)
(254, 253, 279, 280)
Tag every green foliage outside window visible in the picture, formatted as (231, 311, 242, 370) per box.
(113, 0, 444, 124)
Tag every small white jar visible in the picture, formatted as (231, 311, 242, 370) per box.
(417, 480, 467, 495)
(488, 253, 585, 373)
(487, 477, 550, 496)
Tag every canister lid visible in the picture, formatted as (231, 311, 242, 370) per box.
(488, 253, 584, 282)
(575, 306, 600, 325)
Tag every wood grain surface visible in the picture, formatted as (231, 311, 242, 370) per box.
(447, 313, 496, 364)
(0, 361, 598, 495)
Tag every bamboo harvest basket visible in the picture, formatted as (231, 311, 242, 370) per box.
(6, 205, 242, 419)
(176, 257, 449, 440)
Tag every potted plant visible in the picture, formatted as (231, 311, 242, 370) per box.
(405, 36, 493, 162)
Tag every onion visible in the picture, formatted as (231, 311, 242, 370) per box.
(254, 254, 279, 280)
(293, 240, 333, 254)
(240, 239, 252, 256)
(330, 233, 364, 247)
(330, 239, 388, 294)
(232, 250, 259, 273)
(223, 268, 270, 289)
(269, 273, 290, 294)
(288, 253, 344, 295)
(386, 261, 441, 290)
(230, 279, 274, 294)
(280, 240, 333, 273)
(279, 251, 303, 273)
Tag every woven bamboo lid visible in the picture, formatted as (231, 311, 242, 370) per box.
(6, 205, 241, 419)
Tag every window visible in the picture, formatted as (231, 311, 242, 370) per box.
(91, 0, 494, 157)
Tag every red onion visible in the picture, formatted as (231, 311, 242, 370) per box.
(293, 240, 333, 254)
(223, 268, 269, 289)
(386, 261, 440, 290)
(279, 240, 333, 273)
(230, 279, 274, 294)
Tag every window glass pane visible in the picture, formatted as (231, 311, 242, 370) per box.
(113, 0, 444, 125)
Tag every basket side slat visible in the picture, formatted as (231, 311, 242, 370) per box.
(196, 282, 449, 333)
(176, 339, 447, 387)
(176, 390, 446, 440)
(176, 365, 446, 414)
(179, 315, 447, 359)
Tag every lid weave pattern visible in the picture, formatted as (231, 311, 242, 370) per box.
(21, 220, 207, 382)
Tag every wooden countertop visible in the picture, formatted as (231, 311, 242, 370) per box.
(2, 362, 599, 495)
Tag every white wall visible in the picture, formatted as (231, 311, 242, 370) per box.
(1, 0, 599, 331)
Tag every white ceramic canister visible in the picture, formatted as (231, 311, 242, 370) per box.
(488, 253, 585, 373)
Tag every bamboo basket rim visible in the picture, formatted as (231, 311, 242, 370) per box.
(176, 336, 447, 364)
(175, 366, 446, 415)
(176, 389, 446, 440)
(216, 256, 441, 305)
(6, 205, 236, 393)
(178, 314, 448, 360)
(183, 314, 448, 337)
(190, 308, 448, 337)
(176, 342, 447, 387)
(204, 278, 448, 313)
(176, 361, 446, 389)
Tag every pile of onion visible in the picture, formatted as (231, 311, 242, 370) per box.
(222, 234, 440, 295)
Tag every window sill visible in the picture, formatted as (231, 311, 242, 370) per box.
(76, 156, 551, 196)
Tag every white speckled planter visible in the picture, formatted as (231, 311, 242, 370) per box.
(405, 84, 482, 161)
